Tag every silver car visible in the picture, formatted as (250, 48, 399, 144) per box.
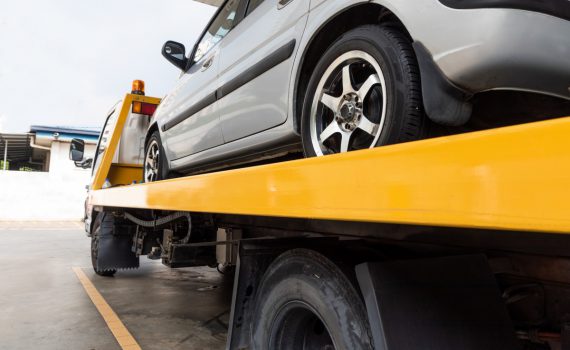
(144, 0, 570, 181)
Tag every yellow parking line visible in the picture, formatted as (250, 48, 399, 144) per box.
(72, 267, 142, 350)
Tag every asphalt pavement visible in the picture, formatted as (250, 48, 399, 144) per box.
(0, 225, 231, 350)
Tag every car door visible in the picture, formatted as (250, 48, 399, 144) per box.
(217, 0, 310, 143)
(161, 0, 244, 161)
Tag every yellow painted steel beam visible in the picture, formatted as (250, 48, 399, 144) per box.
(92, 94, 161, 190)
(108, 164, 143, 186)
(91, 116, 570, 234)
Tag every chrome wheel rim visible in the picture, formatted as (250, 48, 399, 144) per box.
(144, 140, 160, 182)
(310, 51, 387, 156)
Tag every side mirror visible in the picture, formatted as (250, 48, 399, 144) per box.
(162, 41, 188, 70)
(77, 158, 93, 169)
(69, 138, 85, 162)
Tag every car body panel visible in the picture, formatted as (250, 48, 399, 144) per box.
(306, 0, 570, 100)
(217, 0, 309, 143)
(159, 45, 223, 161)
(154, 0, 570, 174)
(169, 119, 300, 173)
(417, 8, 570, 99)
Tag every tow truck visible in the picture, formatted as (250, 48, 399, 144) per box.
(70, 80, 570, 349)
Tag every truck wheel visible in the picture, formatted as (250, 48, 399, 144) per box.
(144, 131, 167, 182)
(301, 25, 427, 157)
(91, 214, 116, 277)
(251, 249, 373, 350)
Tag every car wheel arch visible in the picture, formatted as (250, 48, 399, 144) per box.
(145, 122, 160, 151)
(293, 2, 412, 134)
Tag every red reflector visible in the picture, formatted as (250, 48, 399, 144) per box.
(141, 103, 158, 116)
(132, 102, 158, 116)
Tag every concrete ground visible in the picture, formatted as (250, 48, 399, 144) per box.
(0, 224, 232, 350)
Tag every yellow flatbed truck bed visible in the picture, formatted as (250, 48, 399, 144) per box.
(92, 114, 570, 234)
(81, 93, 570, 350)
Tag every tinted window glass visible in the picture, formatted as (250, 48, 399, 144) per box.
(92, 107, 118, 175)
(194, 0, 242, 62)
(246, 0, 264, 15)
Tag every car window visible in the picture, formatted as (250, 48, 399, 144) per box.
(246, 0, 264, 15)
(194, 0, 242, 63)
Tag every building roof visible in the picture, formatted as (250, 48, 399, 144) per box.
(0, 133, 33, 162)
(0, 125, 102, 164)
(30, 125, 101, 137)
(30, 125, 101, 145)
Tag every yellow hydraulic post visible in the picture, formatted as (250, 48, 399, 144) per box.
(91, 93, 161, 190)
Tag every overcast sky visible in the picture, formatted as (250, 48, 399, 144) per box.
(0, 0, 216, 133)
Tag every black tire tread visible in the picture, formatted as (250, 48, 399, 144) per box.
(301, 24, 428, 156)
(377, 25, 426, 142)
(342, 24, 426, 143)
(252, 248, 373, 349)
(91, 214, 116, 277)
(144, 131, 168, 182)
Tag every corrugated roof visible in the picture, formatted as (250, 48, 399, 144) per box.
(0, 133, 33, 162)
(30, 125, 101, 137)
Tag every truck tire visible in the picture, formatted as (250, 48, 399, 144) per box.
(251, 249, 373, 350)
(301, 25, 427, 157)
(91, 214, 116, 277)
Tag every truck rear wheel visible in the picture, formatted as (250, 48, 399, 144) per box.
(251, 249, 373, 350)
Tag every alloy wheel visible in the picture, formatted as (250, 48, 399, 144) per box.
(144, 139, 161, 182)
(309, 50, 387, 156)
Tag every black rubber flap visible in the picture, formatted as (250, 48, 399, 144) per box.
(97, 229, 139, 271)
(356, 255, 520, 350)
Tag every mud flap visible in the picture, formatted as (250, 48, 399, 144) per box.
(356, 255, 520, 350)
(96, 213, 139, 271)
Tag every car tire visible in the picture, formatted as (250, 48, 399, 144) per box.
(251, 249, 373, 350)
(144, 131, 168, 182)
(301, 25, 428, 157)
(91, 214, 116, 277)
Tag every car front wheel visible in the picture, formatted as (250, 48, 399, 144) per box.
(144, 131, 167, 182)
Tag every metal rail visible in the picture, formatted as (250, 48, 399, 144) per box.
(91, 113, 570, 234)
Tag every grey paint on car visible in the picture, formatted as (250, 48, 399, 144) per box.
(151, 0, 570, 174)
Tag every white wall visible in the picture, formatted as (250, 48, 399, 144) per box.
(0, 170, 90, 221)
(0, 140, 96, 221)
(49, 140, 96, 175)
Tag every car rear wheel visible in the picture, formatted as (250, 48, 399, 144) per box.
(301, 25, 428, 157)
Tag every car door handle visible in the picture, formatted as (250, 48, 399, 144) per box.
(278, 0, 294, 9)
(202, 56, 214, 71)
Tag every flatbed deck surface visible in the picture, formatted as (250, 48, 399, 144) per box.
(92, 117, 570, 234)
